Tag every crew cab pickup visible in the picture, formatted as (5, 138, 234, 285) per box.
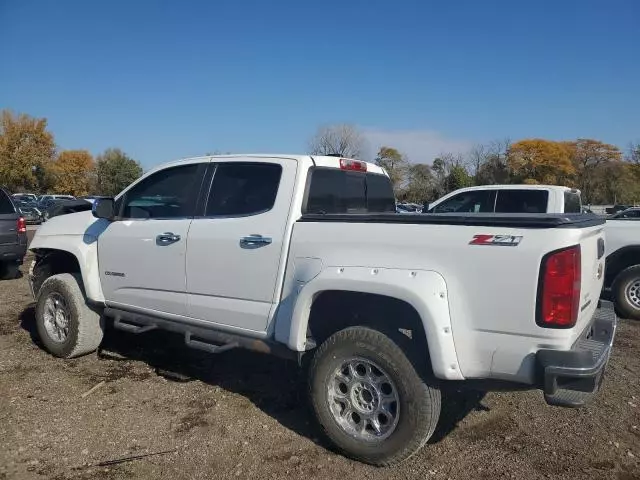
(425, 184, 582, 214)
(28, 154, 616, 465)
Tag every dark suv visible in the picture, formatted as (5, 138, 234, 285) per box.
(0, 188, 27, 279)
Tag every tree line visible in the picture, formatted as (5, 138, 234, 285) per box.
(0, 110, 143, 196)
(2, 111, 638, 205)
(309, 125, 640, 205)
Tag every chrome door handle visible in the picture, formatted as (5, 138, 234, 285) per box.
(240, 234, 272, 248)
(156, 232, 181, 245)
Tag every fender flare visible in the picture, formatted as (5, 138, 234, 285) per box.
(286, 266, 464, 380)
(30, 234, 105, 303)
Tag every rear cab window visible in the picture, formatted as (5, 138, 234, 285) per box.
(0, 190, 16, 215)
(495, 190, 549, 213)
(304, 168, 396, 214)
(563, 191, 582, 213)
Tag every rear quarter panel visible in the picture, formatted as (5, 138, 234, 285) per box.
(277, 220, 604, 384)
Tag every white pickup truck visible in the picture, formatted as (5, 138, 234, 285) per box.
(601, 219, 640, 320)
(28, 154, 616, 465)
(425, 184, 582, 214)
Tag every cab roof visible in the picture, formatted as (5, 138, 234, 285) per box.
(150, 154, 386, 176)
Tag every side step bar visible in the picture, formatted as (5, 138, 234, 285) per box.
(104, 307, 297, 360)
(113, 316, 158, 334)
(185, 332, 238, 354)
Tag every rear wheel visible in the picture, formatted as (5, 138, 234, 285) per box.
(613, 265, 640, 320)
(309, 327, 440, 466)
(35, 273, 104, 358)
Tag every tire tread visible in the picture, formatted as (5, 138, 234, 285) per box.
(309, 326, 440, 466)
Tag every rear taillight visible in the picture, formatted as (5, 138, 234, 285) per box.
(17, 217, 26, 234)
(537, 245, 581, 328)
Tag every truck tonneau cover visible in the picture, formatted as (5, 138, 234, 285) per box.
(299, 213, 605, 229)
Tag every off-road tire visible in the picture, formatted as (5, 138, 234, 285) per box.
(612, 265, 640, 320)
(35, 273, 104, 358)
(309, 326, 441, 466)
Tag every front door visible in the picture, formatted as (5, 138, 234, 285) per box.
(185, 158, 296, 332)
(98, 162, 206, 317)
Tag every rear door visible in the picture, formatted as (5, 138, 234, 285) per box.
(185, 159, 296, 333)
(0, 190, 18, 246)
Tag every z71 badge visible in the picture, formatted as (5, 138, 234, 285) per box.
(469, 234, 523, 246)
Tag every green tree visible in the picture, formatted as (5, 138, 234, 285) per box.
(95, 148, 143, 196)
(445, 164, 472, 192)
(375, 146, 408, 193)
(0, 110, 56, 193)
(404, 163, 434, 203)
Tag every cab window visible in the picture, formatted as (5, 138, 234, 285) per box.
(431, 190, 496, 213)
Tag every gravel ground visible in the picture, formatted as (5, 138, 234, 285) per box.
(0, 256, 639, 480)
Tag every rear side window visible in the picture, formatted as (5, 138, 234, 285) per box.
(0, 190, 15, 214)
(563, 191, 582, 213)
(431, 190, 496, 213)
(206, 162, 282, 217)
(495, 190, 548, 213)
(304, 169, 395, 214)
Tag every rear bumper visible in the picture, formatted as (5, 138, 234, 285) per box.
(0, 238, 27, 264)
(536, 301, 617, 407)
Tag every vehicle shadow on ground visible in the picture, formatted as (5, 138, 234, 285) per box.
(19, 307, 488, 449)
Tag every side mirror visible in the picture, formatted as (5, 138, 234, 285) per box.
(92, 197, 116, 220)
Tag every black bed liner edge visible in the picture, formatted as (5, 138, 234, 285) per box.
(298, 213, 605, 229)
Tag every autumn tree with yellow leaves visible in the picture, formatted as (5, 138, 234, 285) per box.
(52, 150, 95, 196)
(0, 110, 56, 192)
(507, 139, 576, 185)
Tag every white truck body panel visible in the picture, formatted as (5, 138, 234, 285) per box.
(604, 219, 639, 257)
(276, 219, 604, 383)
(185, 156, 300, 332)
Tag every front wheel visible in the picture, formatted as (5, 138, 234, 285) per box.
(613, 265, 640, 320)
(308, 327, 440, 466)
(35, 273, 104, 358)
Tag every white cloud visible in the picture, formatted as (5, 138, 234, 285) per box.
(361, 128, 474, 163)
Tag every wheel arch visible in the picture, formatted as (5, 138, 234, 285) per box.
(30, 240, 104, 303)
(605, 246, 640, 289)
(283, 267, 463, 380)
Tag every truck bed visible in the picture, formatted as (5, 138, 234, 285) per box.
(288, 212, 606, 384)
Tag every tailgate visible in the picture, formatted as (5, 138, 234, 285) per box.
(0, 213, 19, 245)
(572, 223, 606, 337)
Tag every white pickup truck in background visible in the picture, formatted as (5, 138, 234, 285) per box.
(28, 154, 616, 465)
(601, 220, 640, 320)
(425, 184, 582, 214)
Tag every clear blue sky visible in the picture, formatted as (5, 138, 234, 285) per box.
(1, 0, 638, 167)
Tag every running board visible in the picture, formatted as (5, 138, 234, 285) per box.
(113, 316, 158, 334)
(103, 307, 297, 360)
(185, 332, 238, 354)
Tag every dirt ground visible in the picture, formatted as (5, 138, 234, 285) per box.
(1, 255, 639, 480)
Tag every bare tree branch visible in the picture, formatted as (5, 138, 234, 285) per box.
(308, 124, 365, 158)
